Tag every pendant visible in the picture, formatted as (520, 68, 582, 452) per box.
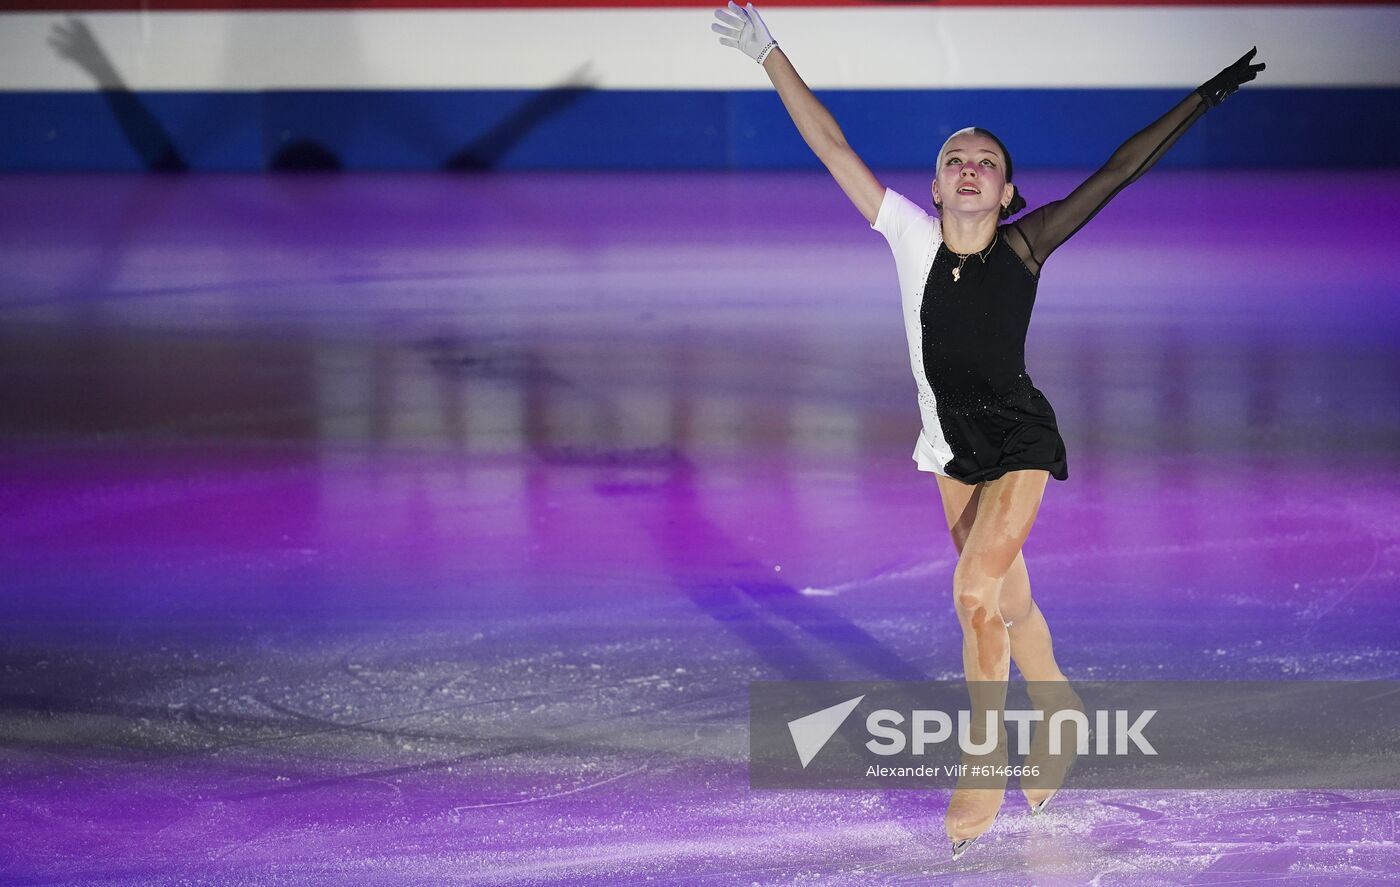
(952, 267, 961, 283)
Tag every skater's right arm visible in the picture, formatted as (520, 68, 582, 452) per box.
(712, 2, 884, 225)
(762, 47, 885, 225)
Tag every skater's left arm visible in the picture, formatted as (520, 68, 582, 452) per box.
(1007, 49, 1265, 276)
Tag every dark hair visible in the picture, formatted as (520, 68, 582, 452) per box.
(937, 127, 1028, 220)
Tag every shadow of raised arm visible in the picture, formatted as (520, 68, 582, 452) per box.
(444, 62, 597, 171)
(48, 16, 187, 172)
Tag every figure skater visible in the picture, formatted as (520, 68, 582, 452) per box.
(711, 1, 1264, 858)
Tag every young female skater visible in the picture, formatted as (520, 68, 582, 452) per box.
(712, 1, 1264, 858)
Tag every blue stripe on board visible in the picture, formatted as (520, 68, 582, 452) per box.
(2, 88, 1397, 171)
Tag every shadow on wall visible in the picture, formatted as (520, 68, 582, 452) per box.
(48, 17, 186, 172)
(46, 16, 596, 173)
(443, 64, 595, 171)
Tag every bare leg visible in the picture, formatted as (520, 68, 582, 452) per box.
(934, 470, 1048, 843)
(935, 476, 1066, 683)
(934, 473, 1077, 810)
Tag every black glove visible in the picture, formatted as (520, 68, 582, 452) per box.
(1196, 48, 1265, 108)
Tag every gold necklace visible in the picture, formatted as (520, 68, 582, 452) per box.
(949, 235, 997, 283)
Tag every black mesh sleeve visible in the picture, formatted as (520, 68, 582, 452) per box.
(1006, 92, 1209, 277)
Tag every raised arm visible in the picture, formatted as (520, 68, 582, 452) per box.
(1008, 49, 1266, 276)
(712, 2, 884, 225)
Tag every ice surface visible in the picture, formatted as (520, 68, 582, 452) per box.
(2, 171, 1399, 883)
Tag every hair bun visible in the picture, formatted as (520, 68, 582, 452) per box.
(1001, 186, 1027, 220)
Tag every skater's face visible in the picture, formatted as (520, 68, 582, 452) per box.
(932, 132, 1014, 217)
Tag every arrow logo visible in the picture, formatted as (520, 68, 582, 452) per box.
(787, 695, 864, 768)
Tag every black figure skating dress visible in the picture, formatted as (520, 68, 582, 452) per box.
(873, 92, 1212, 484)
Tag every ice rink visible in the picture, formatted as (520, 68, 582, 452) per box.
(2, 169, 1398, 883)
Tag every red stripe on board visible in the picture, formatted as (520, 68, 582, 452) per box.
(1, 0, 1390, 10)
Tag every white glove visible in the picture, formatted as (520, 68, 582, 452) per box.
(712, 1, 778, 65)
